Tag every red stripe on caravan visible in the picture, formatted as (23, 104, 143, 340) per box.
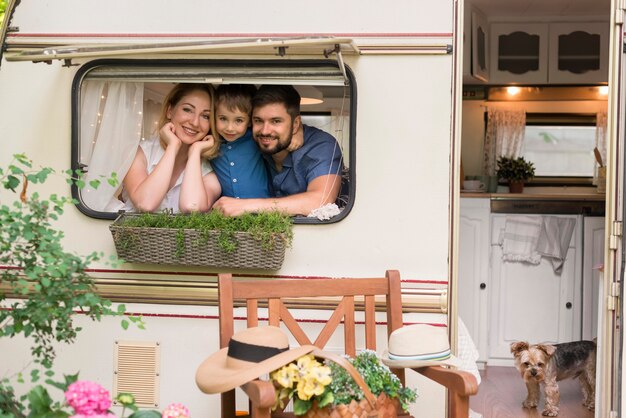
(9, 32, 453, 38)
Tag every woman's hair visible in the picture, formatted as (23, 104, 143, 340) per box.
(157, 83, 219, 160)
(252, 85, 301, 121)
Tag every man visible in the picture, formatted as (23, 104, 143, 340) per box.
(212, 85, 343, 216)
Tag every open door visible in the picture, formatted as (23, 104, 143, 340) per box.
(599, 0, 625, 415)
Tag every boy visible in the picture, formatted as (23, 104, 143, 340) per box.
(212, 84, 302, 198)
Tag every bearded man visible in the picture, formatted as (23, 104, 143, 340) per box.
(212, 85, 343, 216)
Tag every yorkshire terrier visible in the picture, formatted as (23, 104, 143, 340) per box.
(510, 340, 596, 417)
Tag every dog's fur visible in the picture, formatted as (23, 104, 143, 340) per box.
(510, 340, 596, 416)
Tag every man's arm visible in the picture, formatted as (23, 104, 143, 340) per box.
(212, 174, 341, 216)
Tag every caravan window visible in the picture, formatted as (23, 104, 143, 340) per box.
(521, 113, 599, 180)
(71, 60, 355, 223)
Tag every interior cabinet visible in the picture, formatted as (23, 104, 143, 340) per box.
(488, 215, 582, 365)
(458, 198, 490, 366)
(471, 11, 489, 82)
(548, 22, 609, 84)
(582, 217, 605, 340)
(490, 23, 549, 84)
(490, 21, 609, 84)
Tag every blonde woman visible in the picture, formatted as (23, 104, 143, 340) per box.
(122, 83, 221, 213)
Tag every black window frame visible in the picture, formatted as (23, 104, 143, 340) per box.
(71, 58, 357, 224)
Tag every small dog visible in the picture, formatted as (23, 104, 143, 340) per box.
(510, 340, 596, 417)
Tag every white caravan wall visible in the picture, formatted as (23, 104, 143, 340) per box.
(2, 1, 455, 280)
(11, 0, 452, 35)
(0, 1, 457, 417)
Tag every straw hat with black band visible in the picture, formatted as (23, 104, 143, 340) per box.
(196, 326, 316, 394)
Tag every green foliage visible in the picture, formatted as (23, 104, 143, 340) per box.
(327, 350, 417, 412)
(0, 0, 7, 28)
(0, 376, 162, 418)
(0, 372, 78, 418)
(495, 156, 536, 182)
(116, 210, 294, 256)
(0, 154, 143, 368)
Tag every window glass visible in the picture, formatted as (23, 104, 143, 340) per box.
(72, 60, 355, 223)
(521, 115, 596, 177)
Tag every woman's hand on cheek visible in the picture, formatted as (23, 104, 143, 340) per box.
(189, 134, 215, 157)
(160, 122, 182, 149)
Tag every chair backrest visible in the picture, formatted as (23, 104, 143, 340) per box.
(217, 269, 406, 418)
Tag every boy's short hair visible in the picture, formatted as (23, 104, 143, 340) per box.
(252, 85, 301, 121)
(215, 84, 258, 116)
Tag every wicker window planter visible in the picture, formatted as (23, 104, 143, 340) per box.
(109, 212, 291, 270)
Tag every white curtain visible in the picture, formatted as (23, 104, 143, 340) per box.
(596, 112, 608, 162)
(80, 81, 144, 211)
(483, 108, 526, 176)
(593, 112, 608, 185)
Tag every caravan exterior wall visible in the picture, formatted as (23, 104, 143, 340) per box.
(0, 1, 459, 417)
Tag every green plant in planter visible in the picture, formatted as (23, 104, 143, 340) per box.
(495, 156, 536, 183)
(116, 210, 294, 257)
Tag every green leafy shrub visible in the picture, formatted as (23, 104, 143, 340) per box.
(0, 154, 143, 416)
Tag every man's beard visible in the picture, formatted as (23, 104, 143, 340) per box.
(256, 128, 293, 155)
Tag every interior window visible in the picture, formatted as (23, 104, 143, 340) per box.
(71, 59, 355, 223)
(521, 113, 597, 178)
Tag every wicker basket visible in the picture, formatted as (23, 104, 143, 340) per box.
(289, 351, 408, 418)
(109, 213, 287, 269)
(301, 393, 402, 418)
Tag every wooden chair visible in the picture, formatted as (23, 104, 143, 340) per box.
(217, 270, 478, 418)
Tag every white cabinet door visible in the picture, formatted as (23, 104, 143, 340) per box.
(490, 23, 549, 84)
(582, 217, 605, 340)
(488, 215, 582, 365)
(458, 198, 490, 365)
(548, 22, 609, 84)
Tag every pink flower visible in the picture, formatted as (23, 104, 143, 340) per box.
(162, 402, 190, 418)
(65, 381, 112, 415)
(70, 415, 116, 418)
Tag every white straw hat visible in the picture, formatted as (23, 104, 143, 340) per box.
(196, 326, 316, 394)
(381, 324, 460, 368)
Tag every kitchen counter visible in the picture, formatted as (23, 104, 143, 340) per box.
(460, 191, 605, 200)
(460, 189, 605, 215)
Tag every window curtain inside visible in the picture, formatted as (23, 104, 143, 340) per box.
(80, 81, 144, 211)
(594, 112, 608, 183)
(482, 108, 526, 176)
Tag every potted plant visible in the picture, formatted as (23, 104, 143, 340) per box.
(270, 350, 417, 417)
(109, 210, 293, 270)
(495, 156, 536, 193)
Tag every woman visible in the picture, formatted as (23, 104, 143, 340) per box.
(122, 83, 221, 213)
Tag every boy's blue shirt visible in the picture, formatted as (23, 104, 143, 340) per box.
(212, 129, 271, 198)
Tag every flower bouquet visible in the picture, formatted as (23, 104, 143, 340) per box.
(270, 350, 417, 417)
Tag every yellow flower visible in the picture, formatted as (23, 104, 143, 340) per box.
(272, 355, 333, 403)
(297, 375, 328, 400)
(310, 364, 332, 386)
(271, 363, 299, 388)
(295, 354, 316, 377)
(296, 378, 316, 400)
